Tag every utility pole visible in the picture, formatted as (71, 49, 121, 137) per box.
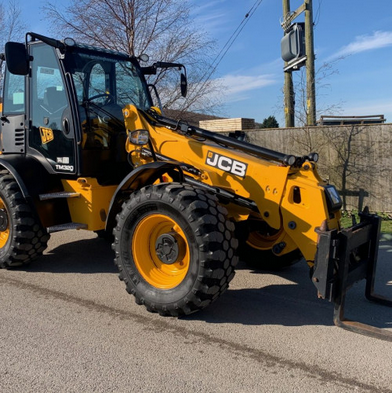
(305, 0, 316, 125)
(282, 0, 295, 128)
(281, 0, 316, 126)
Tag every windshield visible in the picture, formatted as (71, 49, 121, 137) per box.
(63, 48, 153, 151)
(64, 49, 152, 113)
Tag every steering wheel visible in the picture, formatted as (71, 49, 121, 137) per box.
(86, 93, 115, 106)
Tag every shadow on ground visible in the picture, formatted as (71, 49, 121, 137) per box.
(21, 236, 117, 274)
(188, 237, 392, 329)
(14, 232, 392, 329)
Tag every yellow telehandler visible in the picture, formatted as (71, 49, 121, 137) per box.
(0, 33, 390, 340)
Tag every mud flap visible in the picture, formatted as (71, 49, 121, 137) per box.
(312, 208, 392, 341)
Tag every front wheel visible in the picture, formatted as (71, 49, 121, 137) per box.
(0, 171, 50, 268)
(112, 183, 238, 316)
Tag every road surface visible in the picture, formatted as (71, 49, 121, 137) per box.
(1, 231, 391, 392)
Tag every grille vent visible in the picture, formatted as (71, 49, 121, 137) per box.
(14, 127, 25, 146)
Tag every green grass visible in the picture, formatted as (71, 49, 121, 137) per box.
(340, 212, 392, 234)
(382, 221, 392, 233)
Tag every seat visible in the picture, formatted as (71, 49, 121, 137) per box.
(42, 87, 67, 115)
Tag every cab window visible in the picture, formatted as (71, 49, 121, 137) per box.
(89, 63, 106, 103)
(29, 44, 75, 173)
(3, 72, 25, 114)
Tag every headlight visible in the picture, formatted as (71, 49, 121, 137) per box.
(324, 185, 342, 212)
(308, 152, 319, 162)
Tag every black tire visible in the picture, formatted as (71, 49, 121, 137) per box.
(0, 171, 50, 268)
(112, 183, 238, 316)
(238, 243, 303, 271)
(235, 219, 302, 270)
(95, 228, 114, 242)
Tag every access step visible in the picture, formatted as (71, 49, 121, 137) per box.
(47, 223, 88, 233)
(39, 192, 81, 201)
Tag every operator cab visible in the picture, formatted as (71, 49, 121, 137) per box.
(1, 33, 153, 184)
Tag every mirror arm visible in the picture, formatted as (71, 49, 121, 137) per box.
(141, 66, 157, 75)
(142, 62, 186, 75)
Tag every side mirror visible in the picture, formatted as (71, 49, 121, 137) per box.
(142, 61, 188, 98)
(180, 72, 187, 98)
(5, 42, 29, 75)
(128, 129, 150, 146)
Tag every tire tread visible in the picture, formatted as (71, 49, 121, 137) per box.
(113, 183, 238, 316)
(0, 171, 49, 269)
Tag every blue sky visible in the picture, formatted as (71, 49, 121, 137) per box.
(17, 0, 392, 125)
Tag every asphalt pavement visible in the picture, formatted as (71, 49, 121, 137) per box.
(0, 230, 391, 392)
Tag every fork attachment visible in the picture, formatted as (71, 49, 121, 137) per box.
(312, 208, 392, 341)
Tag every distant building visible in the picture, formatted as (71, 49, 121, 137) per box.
(163, 109, 223, 127)
(317, 115, 386, 125)
(163, 109, 256, 133)
(199, 118, 255, 133)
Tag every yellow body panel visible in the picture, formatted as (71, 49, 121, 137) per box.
(123, 106, 290, 229)
(61, 178, 117, 231)
(123, 105, 340, 263)
(281, 165, 341, 261)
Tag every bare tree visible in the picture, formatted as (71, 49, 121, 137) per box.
(316, 124, 389, 212)
(292, 57, 345, 127)
(44, 0, 222, 115)
(276, 57, 347, 158)
(0, 0, 25, 97)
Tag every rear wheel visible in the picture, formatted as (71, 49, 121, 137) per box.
(237, 219, 302, 270)
(238, 245, 302, 271)
(112, 183, 238, 316)
(0, 171, 50, 268)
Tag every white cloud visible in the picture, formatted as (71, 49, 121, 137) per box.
(190, 0, 226, 14)
(339, 100, 392, 122)
(190, 0, 229, 32)
(330, 31, 392, 59)
(194, 12, 228, 32)
(187, 72, 278, 112)
(217, 73, 277, 102)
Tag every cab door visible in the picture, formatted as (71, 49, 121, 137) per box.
(28, 43, 77, 174)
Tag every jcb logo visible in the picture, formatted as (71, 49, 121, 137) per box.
(205, 151, 248, 177)
(39, 127, 54, 144)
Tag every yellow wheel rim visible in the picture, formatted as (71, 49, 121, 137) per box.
(132, 214, 190, 289)
(0, 197, 10, 248)
(247, 227, 284, 251)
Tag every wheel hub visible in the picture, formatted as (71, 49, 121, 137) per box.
(0, 208, 8, 231)
(155, 232, 185, 265)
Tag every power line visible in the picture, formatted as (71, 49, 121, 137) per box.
(194, 0, 264, 99)
(208, 0, 264, 74)
(314, 0, 323, 27)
